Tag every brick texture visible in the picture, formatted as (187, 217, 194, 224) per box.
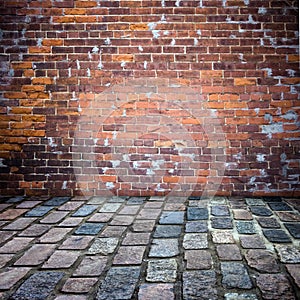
(0, 0, 299, 197)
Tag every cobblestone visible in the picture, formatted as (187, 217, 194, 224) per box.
(0, 195, 299, 300)
(146, 259, 177, 282)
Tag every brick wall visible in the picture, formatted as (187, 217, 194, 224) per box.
(0, 0, 299, 197)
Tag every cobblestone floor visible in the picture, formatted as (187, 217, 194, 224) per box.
(0, 195, 299, 300)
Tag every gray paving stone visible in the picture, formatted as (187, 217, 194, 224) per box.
(74, 222, 104, 235)
(256, 273, 295, 300)
(18, 224, 51, 237)
(249, 206, 273, 216)
(263, 229, 292, 243)
(44, 197, 70, 206)
(185, 221, 208, 233)
(100, 226, 126, 237)
(122, 232, 151, 245)
(0, 254, 14, 268)
(257, 217, 280, 228)
(263, 196, 282, 202)
(96, 266, 140, 300)
(188, 196, 201, 200)
(211, 205, 230, 216)
(99, 203, 121, 213)
(233, 209, 253, 220)
(286, 264, 300, 289)
(183, 270, 217, 300)
(276, 245, 300, 263)
(11, 271, 64, 300)
(268, 202, 293, 211)
(224, 293, 258, 300)
(0, 267, 31, 290)
(187, 207, 208, 220)
(73, 256, 107, 276)
(88, 237, 119, 255)
(127, 197, 146, 204)
(61, 277, 98, 293)
(154, 225, 182, 238)
(236, 221, 256, 234)
(276, 211, 300, 222)
(25, 206, 54, 217)
(146, 259, 177, 282)
(113, 246, 146, 265)
(6, 196, 25, 203)
(149, 239, 179, 257)
(245, 249, 280, 273)
(183, 233, 208, 249)
(59, 236, 94, 250)
(211, 217, 233, 229)
(72, 205, 98, 217)
(284, 223, 300, 239)
(245, 198, 265, 206)
(221, 262, 252, 289)
(240, 235, 266, 249)
(159, 211, 184, 224)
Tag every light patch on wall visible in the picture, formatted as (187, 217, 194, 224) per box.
(138, 45, 143, 52)
(258, 7, 267, 14)
(282, 110, 298, 121)
(62, 181, 67, 189)
(48, 137, 57, 148)
(37, 38, 43, 47)
(244, 0, 249, 5)
(104, 37, 111, 45)
(170, 38, 176, 46)
(76, 59, 80, 70)
(286, 69, 296, 77)
(194, 38, 198, 46)
(106, 182, 114, 189)
(0, 158, 7, 167)
(256, 154, 266, 162)
(144, 61, 148, 69)
(175, 0, 181, 7)
(161, 0, 165, 7)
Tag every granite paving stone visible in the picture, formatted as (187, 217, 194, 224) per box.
(256, 273, 296, 300)
(59, 236, 94, 250)
(58, 217, 83, 227)
(73, 256, 107, 276)
(236, 221, 256, 234)
(284, 223, 300, 238)
(42, 250, 80, 269)
(14, 244, 56, 266)
(127, 197, 146, 204)
(57, 201, 85, 211)
(245, 198, 265, 206)
(249, 206, 273, 216)
(25, 206, 54, 217)
(72, 205, 98, 217)
(211, 231, 235, 244)
(18, 224, 51, 237)
(6, 196, 24, 203)
(132, 220, 156, 232)
(44, 197, 70, 206)
(144, 202, 163, 208)
(245, 249, 280, 273)
(119, 205, 140, 215)
(88, 213, 113, 222)
(239, 235, 266, 249)
(146, 259, 177, 282)
(74, 222, 104, 235)
(275, 245, 300, 263)
(61, 277, 98, 293)
(39, 227, 72, 243)
(211, 217, 233, 229)
(11, 271, 64, 300)
(263, 229, 292, 243)
(185, 221, 208, 233)
(0, 209, 28, 220)
(268, 202, 293, 211)
(113, 246, 146, 265)
(183, 233, 208, 249)
(87, 237, 119, 255)
(184, 250, 212, 270)
(0, 237, 34, 253)
(0, 231, 16, 244)
(0, 254, 14, 268)
(99, 203, 121, 213)
(211, 205, 230, 216)
(149, 239, 179, 257)
(16, 201, 42, 209)
(122, 232, 151, 245)
(137, 209, 161, 219)
(159, 211, 185, 224)
(286, 264, 300, 288)
(0, 267, 31, 290)
(100, 225, 126, 237)
(110, 215, 135, 226)
(276, 211, 300, 222)
(263, 196, 282, 202)
(257, 217, 281, 228)
(187, 207, 208, 220)
(233, 209, 253, 220)
(221, 262, 252, 289)
(285, 199, 300, 212)
(39, 211, 69, 224)
(154, 225, 182, 238)
(96, 266, 140, 300)
(54, 296, 87, 300)
(138, 283, 175, 300)
(216, 244, 242, 260)
(183, 270, 218, 300)
(224, 293, 258, 300)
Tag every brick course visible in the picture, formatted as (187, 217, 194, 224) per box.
(0, 0, 299, 197)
